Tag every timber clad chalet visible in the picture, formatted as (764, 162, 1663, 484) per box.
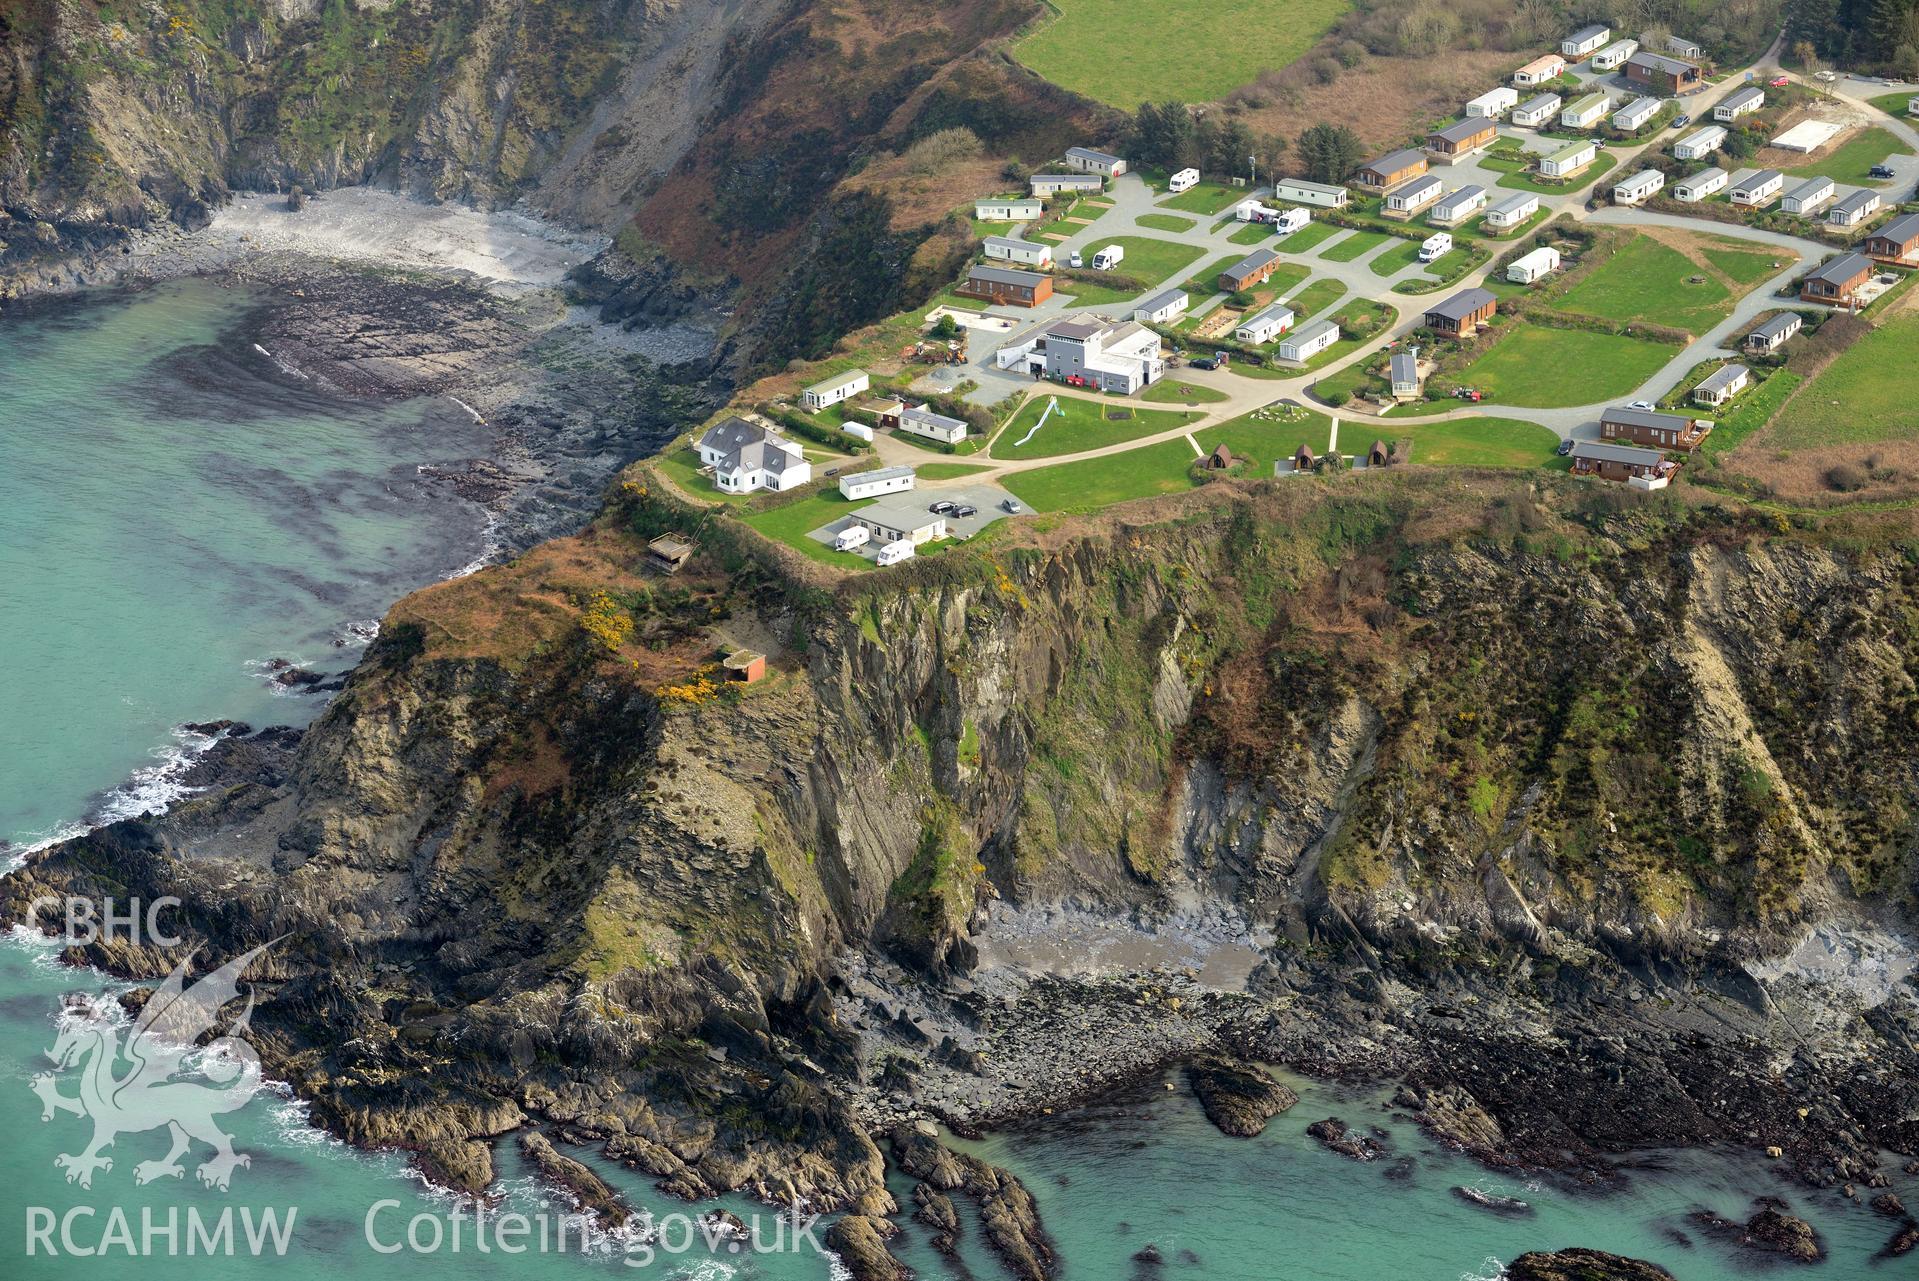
(1600, 406, 1712, 452)
(1423, 287, 1497, 338)
(958, 264, 1053, 307)
(1571, 440, 1679, 487)
(1865, 213, 1919, 267)
(1799, 252, 1873, 305)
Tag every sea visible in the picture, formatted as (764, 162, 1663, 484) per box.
(0, 281, 1906, 1279)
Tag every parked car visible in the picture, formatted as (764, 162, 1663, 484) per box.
(1453, 387, 1482, 402)
(824, 467, 840, 476)
(1870, 163, 1897, 179)
(1190, 356, 1220, 371)
(954, 505, 977, 518)
(1002, 498, 1024, 514)
(1670, 113, 1691, 129)
(1068, 250, 1083, 269)
(1628, 399, 1655, 411)
(929, 500, 957, 515)
(1557, 438, 1574, 456)
(1769, 75, 1790, 87)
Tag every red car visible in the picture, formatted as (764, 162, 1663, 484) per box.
(1769, 75, 1789, 86)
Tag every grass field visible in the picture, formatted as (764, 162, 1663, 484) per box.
(1180, 254, 1247, 295)
(1290, 300, 1396, 371)
(1701, 243, 1782, 284)
(1261, 262, 1313, 298)
(1276, 221, 1341, 253)
(1496, 150, 1618, 194)
(1195, 404, 1331, 470)
(1001, 438, 1202, 512)
(1553, 235, 1769, 334)
(990, 394, 1197, 460)
(1780, 126, 1902, 185)
(1014, 0, 1349, 108)
(1768, 313, 1919, 447)
(1160, 182, 1253, 215)
(1286, 278, 1347, 318)
(1230, 222, 1274, 245)
(914, 462, 992, 480)
(1368, 237, 1428, 277)
(1385, 416, 1561, 468)
(1137, 213, 1199, 233)
(1098, 236, 1206, 285)
(655, 446, 747, 503)
(739, 491, 867, 566)
(1456, 324, 1677, 407)
(1143, 378, 1231, 404)
(1321, 230, 1390, 262)
(1700, 370, 1802, 458)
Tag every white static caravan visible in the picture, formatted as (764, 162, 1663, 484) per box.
(1714, 87, 1765, 122)
(1272, 179, 1350, 208)
(1133, 288, 1190, 326)
(1672, 167, 1727, 202)
(975, 197, 1043, 221)
(1590, 39, 1639, 71)
(1277, 319, 1340, 363)
(1466, 87, 1520, 118)
(838, 466, 915, 501)
(1431, 185, 1489, 225)
(1673, 125, 1727, 161)
(1827, 189, 1882, 227)
(1483, 192, 1540, 230)
(982, 235, 1053, 268)
(1539, 139, 1597, 178)
(801, 368, 870, 411)
(1612, 96, 1661, 131)
(1730, 168, 1784, 207)
(1612, 169, 1665, 205)
(1562, 24, 1610, 57)
(1168, 167, 1200, 193)
(1235, 303, 1296, 346)
(1506, 246, 1561, 284)
(1511, 93, 1562, 127)
(1780, 176, 1835, 215)
(1559, 92, 1613, 129)
(1386, 174, 1444, 213)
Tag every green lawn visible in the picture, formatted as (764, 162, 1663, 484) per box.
(1496, 150, 1618, 194)
(1701, 242, 1781, 284)
(1143, 378, 1231, 404)
(1001, 438, 1203, 512)
(1384, 416, 1561, 468)
(1261, 262, 1313, 298)
(1321, 230, 1390, 262)
(1769, 313, 1919, 447)
(1138, 212, 1199, 233)
(1553, 236, 1754, 335)
(1180, 254, 1247, 295)
(990, 393, 1198, 460)
(1286, 278, 1347, 318)
(1867, 91, 1916, 118)
(739, 491, 869, 567)
(1161, 182, 1253, 215)
(1698, 370, 1802, 458)
(914, 462, 992, 480)
(1455, 324, 1678, 407)
(1014, 0, 1348, 107)
(1097, 236, 1206, 285)
(1367, 238, 1428, 277)
(1275, 221, 1341, 253)
(655, 445, 748, 503)
(1289, 300, 1395, 372)
(1230, 222, 1274, 245)
(1782, 126, 1902, 185)
(1195, 404, 1331, 470)
(1468, 208, 1550, 240)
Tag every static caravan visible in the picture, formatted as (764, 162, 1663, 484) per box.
(1780, 176, 1835, 215)
(1483, 192, 1540, 230)
(1613, 169, 1665, 205)
(1235, 303, 1296, 346)
(1673, 125, 1727, 160)
(1539, 139, 1597, 178)
(1513, 54, 1567, 86)
(1665, 35, 1703, 59)
(801, 368, 870, 411)
(1590, 38, 1640, 71)
(1730, 168, 1784, 207)
(1277, 318, 1339, 362)
(1612, 96, 1662, 131)
(1507, 245, 1561, 284)
(1827, 189, 1882, 227)
(1168, 167, 1199, 194)
(897, 404, 970, 445)
(983, 235, 1053, 268)
(1133, 288, 1190, 326)
(1431, 185, 1489, 224)
(1745, 313, 1802, 354)
(1692, 364, 1751, 407)
(1029, 173, 1104, 197)
(1466, 87, 1519, 118)
(1385, 173, 1445, 213)
(1272, 179, 1349, 208)
(838, 466, 915, 501)
(1390, 352, 1422, 399)
(975, 197, 1043, 221)
(1562, 24, 1610, 57)
(1714, 87, 1764, 122)
(1672, 167, 1727, 201)
(1511, 93, 1562, 127)
(1559, 92, 1613, 129)
(1064, 147, 1126, 177)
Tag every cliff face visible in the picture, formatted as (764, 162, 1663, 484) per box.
(10, 473, 1918, 1217)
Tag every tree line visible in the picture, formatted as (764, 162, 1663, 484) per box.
(1128, 102, 1373, 187)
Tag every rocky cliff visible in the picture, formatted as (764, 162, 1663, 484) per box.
(8, 470, 1918, 1270)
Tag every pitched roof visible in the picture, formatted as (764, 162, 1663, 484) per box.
(1065, 146, 1122, 164)
(1695, 364, 1749, 394)
(1224, 247, 1281, 279)
(1425, 287, 1497, 322)
(1240, 302, 1295, 330)
(1436, 184, 1487, 210)
(1602, 407, 1692, 431)
(900, 404, 968, 432)
(1286, 318, 1340, 345)
(1137, 288, 1188, 313)
(1573, 440, 1667, 465)
(1735, 168, 1783, 190)
(1829, 189, 1880, 216)
(805, 368, 868, 395)
(983, 234, 1045, 254)
(1391, 352, 1418, 382)
(1677, 166, 1727, 189)
(1569, 23, 1610, 40)
(1749, 313, 1801, 341)
(1487, 192, 1539, 217)
(1872, 212, 1919, 244)
(1360, 148, 1427, 175)
(1719, 86, 1764, 110)
(699, 415, 775, 455)
(1546, 139, 1597, 163)
(1627, 50, 1697, 76)
(844, 465, 917, 486)
(967, 263, 1048, 287)
(1784, 176, 1834, 202)
(1516, 93, 1562, 114)
(1803, 252, 1872, 286)
(1431, 119, 1494, 145)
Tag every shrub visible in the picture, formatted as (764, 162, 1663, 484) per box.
(1825, 463, 1868, 492)
(901, 128, 982, 176)
(1322, 388, 1352, 407)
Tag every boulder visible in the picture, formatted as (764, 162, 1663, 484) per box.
(1185, 1055, 1298, 1137)
(1505, 1248, 1676, 1280)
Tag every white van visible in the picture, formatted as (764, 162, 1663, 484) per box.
(1091, 244, 1125, 271)
(875, 539, 916, 567)
(1274, 208, 1310, 235)
(834, 525, 871, 552)
(1419, 232, 1453, 263)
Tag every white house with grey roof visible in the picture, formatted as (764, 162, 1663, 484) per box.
(1714, 87, 1765, 122)
(1590, 38, 1640, 71)
(1484, 192, 1540, 229)
(1133, 288, 1190, 326)
(1063, 147, 1127, 177)
(1511, 93, 1562, 127)
(801, 368, 870, 411)
(838, 466, 916, 501)
(1673, 167, 1727, 201)
(897, 404, 969, 445)
(696, 417, 812, 494)
(1277, 318, 1340, 363)
(982, 235, 1053, 268)
(1692, 363, 1750, 407)
(1507, 245, 1561, 284)
(1386, 173, 1445, 213)
(1432, 185, 1489, 224)
(1612, 95, 1662, 131)
(1000, 317, 1164, 395)
(1562, 23, 1610, 56)
(1613, 169, 1665, 205)
(1674, 125, 1727, 160)
(1745, 313, 1802, 354)
(1827, 189, 1882, 227)
(1235, 303, 1296, 346)
(1780, 176, 1835, 216)
(1730, 168, 1784, 206)
(1272, 178, 1349, 208)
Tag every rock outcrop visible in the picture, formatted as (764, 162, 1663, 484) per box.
(1186, 1055, 1298, 1137)
(1505, 1248, 1676, 1281)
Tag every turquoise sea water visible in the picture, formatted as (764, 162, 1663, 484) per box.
(0, 283, 1909, 1279)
